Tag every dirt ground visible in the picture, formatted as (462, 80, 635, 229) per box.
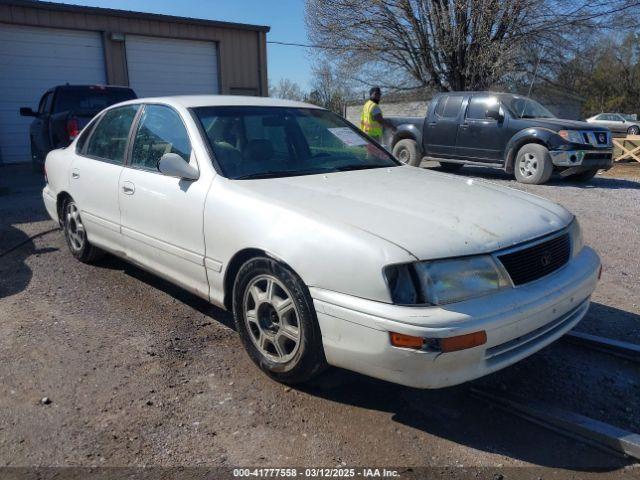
(0, 162, 639, 478)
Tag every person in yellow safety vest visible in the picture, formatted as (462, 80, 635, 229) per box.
(360, 86, 396, 142)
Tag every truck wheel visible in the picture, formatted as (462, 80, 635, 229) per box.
(233, 256, 327, 385)
(514, 144, 553, 184)
(566, 168, 599, 182)
(438, 162, 463, 172)
(392, 139, 421, 167)
(628, 125, 639, 136)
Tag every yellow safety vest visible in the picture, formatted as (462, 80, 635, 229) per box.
(360, 100, 382, 139)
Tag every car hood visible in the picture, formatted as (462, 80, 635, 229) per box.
(235, 167, 573, 260)
(524, 117, 608, 131)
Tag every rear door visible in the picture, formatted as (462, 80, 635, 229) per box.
(70, 104, 140, 254)
(119, 104, 210, 299)
(455, 94, 508, 162)
(424, 95, 463, 157)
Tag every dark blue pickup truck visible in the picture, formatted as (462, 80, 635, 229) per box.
(20, 85, 136, 172)
(387, 92, 613, 184)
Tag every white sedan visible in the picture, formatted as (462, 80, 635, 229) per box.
(42, 96, 601, 388)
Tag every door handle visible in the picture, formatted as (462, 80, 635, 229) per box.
(122, 182, 135, 195)
(460, 123, 469, 129)
(71, 169, 80, 179)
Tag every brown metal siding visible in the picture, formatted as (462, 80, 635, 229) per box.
(0, 0, 268, 95)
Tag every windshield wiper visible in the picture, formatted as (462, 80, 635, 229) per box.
(331, 164, 390, 172)
(235, 169, 323, 180)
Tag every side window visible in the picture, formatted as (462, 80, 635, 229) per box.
(466, 96, 496, 119)
(131, 105, 191, 171)
(442, 96, 463, 118)
(434, 96, 447, 117)
(85, 105, 140, 164)
(39, 92, 53, 115)
(76, 114, 102, 152)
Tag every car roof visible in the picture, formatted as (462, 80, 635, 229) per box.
(117, 95, 323, 110)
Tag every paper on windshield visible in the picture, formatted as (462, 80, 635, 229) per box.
(327, 127, 368, 147)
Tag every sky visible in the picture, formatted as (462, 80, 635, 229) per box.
(55, 0, 314, 90)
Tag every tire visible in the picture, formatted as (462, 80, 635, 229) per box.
(566, 168, 599, 182)
(514, 143, 554, 184)
(62, 198, 104, 263)
(232, 256, 327, 385)
(438, 162, 463, 172)
(392, 139, 422, 167)
(628, 125, 640, 136)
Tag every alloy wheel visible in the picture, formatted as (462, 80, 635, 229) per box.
(65, 202, 85, 251)
(519, 152, 538, 178)
(243, 274, 301, 363)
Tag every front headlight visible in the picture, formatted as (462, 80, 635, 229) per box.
(558, 130, 584, 144)
(569, 218, 584, 257)
(384, 255, 511, 306)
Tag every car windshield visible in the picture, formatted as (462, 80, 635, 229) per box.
(503, 96, 555, 119)
(193, 106, 399, 179)
(54, 87, 136, 114)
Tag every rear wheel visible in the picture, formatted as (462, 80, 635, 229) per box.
(233, 256, 326, 385)
(566, 168, 599, 182)
(514, 144, 554, 184)
(62, 198, 103, 263)
(392, 139, 422, 167)
(438, 162, 463, 172)
(628, 125, 640, 136)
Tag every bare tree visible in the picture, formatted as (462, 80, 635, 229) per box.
(307, 60, 350, 113)
(306, 0, 640, 92)
(270, 78, 306, 101)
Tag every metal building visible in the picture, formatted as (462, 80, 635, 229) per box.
(0, 0, 270, 164)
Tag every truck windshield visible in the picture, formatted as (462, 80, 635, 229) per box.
(504, 97, 555, 119)
(193, 106, 399, 179)
(54, 87, 136, 114)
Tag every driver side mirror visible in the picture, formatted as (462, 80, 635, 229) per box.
(157, 153, 199, 180)
(20, 107, 38, 117)
(486, 106, 503, 122)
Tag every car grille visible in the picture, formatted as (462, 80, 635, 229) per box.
(497, 233, 571, 286)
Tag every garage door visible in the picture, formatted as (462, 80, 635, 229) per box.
(0, 24, 106, 164)
(126, 35, 220, 98)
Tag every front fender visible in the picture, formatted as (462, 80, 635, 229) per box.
(392, 123, 422, 148)
(504, 128, 557, 172)
(204, 179, 416, 308)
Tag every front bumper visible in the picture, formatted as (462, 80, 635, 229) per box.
(312, 247, 600, 389)
(549, 149, 613, 169)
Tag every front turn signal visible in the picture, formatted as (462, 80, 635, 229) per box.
(389, 332, 424, 349)
(439, 331, 487, 352)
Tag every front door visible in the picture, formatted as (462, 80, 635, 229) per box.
(118, 104, 210, 299)
(69, 104, 140, 254)
(455, 95, 508, 162)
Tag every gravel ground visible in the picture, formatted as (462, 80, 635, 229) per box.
(0, 163, 639, 476)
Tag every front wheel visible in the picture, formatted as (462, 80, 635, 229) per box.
(233, 257, 327, 384)
(628, 125, 640, 136)
(514, 144, 554, 184)
(392, 139, 422, 167)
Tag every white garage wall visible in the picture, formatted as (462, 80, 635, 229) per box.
(126, 35, 220, 98)
(0, 24, 106, 164)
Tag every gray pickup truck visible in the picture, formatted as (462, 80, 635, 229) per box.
(385, 92, 613, 184)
